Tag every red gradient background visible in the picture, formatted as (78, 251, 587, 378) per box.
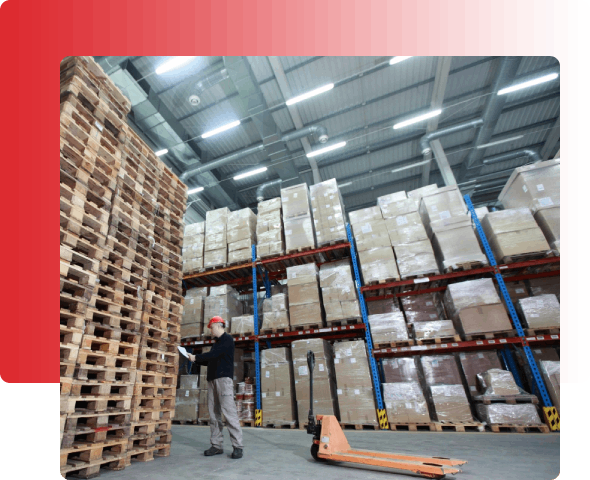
(0, 0, 567, 385)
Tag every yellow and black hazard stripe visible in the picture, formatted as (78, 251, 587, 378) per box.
(255, 409, 262, 427)
(377, 409, 389, 430)
(543, 406, 560, 431)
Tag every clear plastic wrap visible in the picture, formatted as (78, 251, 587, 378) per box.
(209, 285, 237, 296)
(382, 357, 421, 383)
(385, 216, 428, 244)
(204, 248, 227, 268)
(419, 185, 466, 226)
(476, 369, 522, 396)
(183, 224, 205, 273)
(428, 385, 474, 423)
(206, 207, 230, 224)
(429, 216, 488, 270)
(204, 291, 243, 331)
(230, 315, 255, 336)
(261, 347, 291, 367)
(377, 192, 412, 218)
(368, 312, 409, 344)
(420, 355, 463, 386)
(458, 351, 502, 394)
(228, 208, 257, 230)
(281, 183, 312, 220)
(381, 199, 421, 223)
(444, 279, 501, 318)
(227, 238, 252, 253)
(382, 382, 431, 423)
(412, 320, 457, 340)
(394, 241, 440, 278)
(204, 231, 227, 251)
(367, 298, 399, 316)
(185, 221, 205, 237)
(534, 206, 560, 253)
(348, 206, 383, 225)
(407, 184, 438, 201)
(227, 231, 255, 248)
(358, 247, 400, 284)
(400, 294, 444, 324)
(288, 283, 322, 306)
(258, 197, 282, 215)
(539, 360, 560, 413)
(351, 220, 391, 252)
(290, 303, 323, 327)
(324, 300, 361, 323)
(261, 294, 290, 331)
(476, 403, 542, 425)
(518, 294, 560, 329)
(377, 190, 408, 207)
(287, 263, 319, 285)
(309, 178, 348, 246)
(228, 249, 252, 264)
(320, 260, 360, 322)
(183, 257, 204, 274)
(284, 216, 316, 251)
(498, 159, 560, 214)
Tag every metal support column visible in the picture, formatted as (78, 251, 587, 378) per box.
(465, 194, 559, 431)
(346, 223, 389, 429)
(252, 244, 262, 427)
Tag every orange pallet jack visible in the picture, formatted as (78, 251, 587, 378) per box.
(305, 351, 468, 479)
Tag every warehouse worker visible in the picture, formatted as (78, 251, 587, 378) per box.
(188, 316, 244, 459)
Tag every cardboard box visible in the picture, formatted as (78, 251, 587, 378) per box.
(407, 184, 438, 201)
(183, 294, 204, 325)
(382, 357, 420, 383)
(386, 219, 429, 245)
(534, 206, 560, 253)
(502, 281, 530, 305)
(348, 206, 383, 225)
(281, 183, 312, 220)
(379, 197, 419, 220)
(382, 382, 431, 424)
(284, 216, 316, 251)
(262, 293, 290, 331)
(204, 248, 227, 268)
(228, 248, 252, 264)
(352, 220, 392, 251)
(413, 320, 457, 340)
(401, 294, 444, 324)
(476, 403, 542, 425)
(444, 278, 501, 319)
(230, 315, 255, 336)
(498, 159, 560, 214)
(290, 303, 323, 327)
(286, 263, 319, 287)
(358, 247, 400, 284)
(288, 283, 322, 306)
(367, 298, 399, 316)
(309, 178, 347, 247)
(528, 277, 560, 298)
(539, 360, 560, 413)
(518, 294, 560, 329)
(429, 385, 473, 423)
(258, 197, 282, 215)
(458, 351, 502, 394)
(419, 185, 466, 226)
(368, 312, 409, 344)
(394, 240, 440, 278)
(429, 216, 487, 270)
(181, 323, 203, 338)
(261, 349, 296, 425)
(257, 198, 284, 258)
(261, 347, 291, 367)
(420, 356, 463, 386)
(478, 369, 521, 396)
(530, 347, 559, 363)
(455, 304, 513, 336)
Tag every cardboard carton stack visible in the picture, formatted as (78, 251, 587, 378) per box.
(381, 357, 431, 424)
(287, 263, 323, 328)
(227, 208, 256, 265)
(400, 293, 446, 326)
(407, 184, 439, 201)
(175, 375, 200, 422)
(204, 285, 243, 334)
(260, 348, 296, 426)
(476, 404, 542, 425)
(292, 339, 339, 425)
(349, 206, 400, 284)
(261, 293, 290, 331)
(367, 298, 399, 315)
(457, 351, 503, 396)
(319, 260, 361, 323)
(517, 294, 560, 330)
(368, 312, 410, 345)
(412, 320, 457, 341)
(378, 192, 439, 279)
(310, 178, 348, 246)
(231, 315, 255, 337)
(539, 360, 560, 413)
(419, 186, 487, 271)
(502, 281, 530, 307)
(480, 208, 551, 263)
(499, 159, 560, 254)
(181, 287, 208, 339)
(204, 207, 230, 268)
(476, 369, 521, 397)
(333, 341, 379, 426)
(529, 277, 560, 299)
(182, 222, 205, 274)
(281, 184, 316, 252)
(421, 355, 474, 423)
(256, 198, 284, 259)
(444, 279, 513, 337)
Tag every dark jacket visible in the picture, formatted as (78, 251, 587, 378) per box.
(192, 333, 234, 382)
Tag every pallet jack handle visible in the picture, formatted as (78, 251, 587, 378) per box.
(307, 350, 316, 435)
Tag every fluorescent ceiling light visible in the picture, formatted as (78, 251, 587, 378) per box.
(201, 120, 241, 139)
(233, 167, 268, 181)
(390, 56, 413, 65)
(393, 109, 442, 129)
(156, 56, 198, 75)
(187, 187, 204, 195)
(286, 83, 334, 106)
(498, 73, 559, 95)
(155, 149, 168, 156)
(306, 141, 347, 158)
(391, 159, 430, 174)
(339, 181, 353, 188)
(476, 135, 524, 150)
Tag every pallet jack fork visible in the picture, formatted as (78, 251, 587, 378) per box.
(305, 351, 468, 479)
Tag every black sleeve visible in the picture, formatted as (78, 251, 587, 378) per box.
(193, 336, 229, 363)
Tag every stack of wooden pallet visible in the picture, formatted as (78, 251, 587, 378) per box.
(59, 56, 187, 478)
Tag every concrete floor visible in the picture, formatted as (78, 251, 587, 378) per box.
(100, 425, 560, 480)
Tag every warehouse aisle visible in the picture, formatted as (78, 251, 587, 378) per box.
(97, 425, 560, 480)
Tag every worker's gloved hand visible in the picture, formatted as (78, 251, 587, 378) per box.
(188, 354, 196, 362)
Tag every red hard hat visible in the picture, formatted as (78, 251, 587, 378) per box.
(207, 316, 226, 329)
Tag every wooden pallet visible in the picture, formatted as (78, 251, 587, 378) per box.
(60, 454, 126, 478)
(262, 423, 297, 429)
(415, 335, 462, 345)
(463, 330, 518, 341)
(61, 423, 131, 449)
(285, 246, 315, 255)
(487, 423, 551, 434)
(364, 277, 400, 287)
(525, 327, 560, 336)
(473, 394, 539, 405)
(232, 332, 256, 339)
(444, 261, 487, 274)
(60, 438, 128, 471)
(340, 423, 380, 431)
(433, 422, 485, 433)
(388, 423, 437, 432)
(501, 250, 554, 265)
(60, 394, 133, 415)
(290, 324, 323, 332)
(239, 420, 255, 428)
(326, 318, 362, 327)
(400, 270, 441, 281)
(374, 339, 416, 349)
(75, 365, 137, 384)
(259, 327, 290, 335)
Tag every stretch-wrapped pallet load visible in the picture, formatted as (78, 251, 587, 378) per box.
(287, 263, 323, 328)
(260, 348, 296, 426)
(517, 294, 560, 329)
(227, 208, 256, 265)
(539, 360, 560, 413)
(481, 208, 551, 263)
(529, 276, 560, 299)
(230, 315, 255, 337)
(333, 341, 378, 426)
(502, 281, 530, 307)
(499, 159, 560, 254)
(419, 186, 487, 272)
(181, 287, 208, 339)
(281, 183, 316, 252)
(368, 312, 409, 345)
(400, 293, 445, 325)
(175, 375, 201, 422)
(310, 178, 348, 246)
(477, 369, 521, 396)
(183, 222, 205, 274)
(458, 351, 503, 395)
(476, 404, 542, 425)
(378, 193, 439, 279)
(261, 293, 290, 331)
(256, 197, 284, 259)
(204, 207, 230, 268)
(349, 206, 400, 284)
(319, 260, 360, 323)
(412, 320, 457, 341)
(444, 279, 513, 337)
(204, 285, 243, 333)
(368, 298, 399, 315)
(292, 338, 339, 424)
(407, 184, 439, 202)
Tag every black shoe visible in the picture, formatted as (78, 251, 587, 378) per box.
(231, 448, 243, 459)
(204, 446, 224, 456)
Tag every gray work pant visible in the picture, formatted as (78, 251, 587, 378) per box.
(208, 377, 243, 449)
